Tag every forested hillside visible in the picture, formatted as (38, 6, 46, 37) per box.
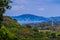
(1, 16, 60, 40)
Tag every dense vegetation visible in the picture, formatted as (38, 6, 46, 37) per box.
(1, 16, 60, 40)
(0, 0, 18, 40)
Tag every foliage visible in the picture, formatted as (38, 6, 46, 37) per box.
(0, 0, 12, 27)
(0, 26, 18, 40)
(1, 16, 60, 40)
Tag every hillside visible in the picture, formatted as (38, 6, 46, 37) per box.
(1, 16, 60, 40)
(3, 16, 21, 27)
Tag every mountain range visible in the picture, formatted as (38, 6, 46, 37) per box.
(11, 14, 60, 24)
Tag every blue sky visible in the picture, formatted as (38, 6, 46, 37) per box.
(4, 0, 60, 17)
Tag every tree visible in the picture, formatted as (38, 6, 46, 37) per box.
(0, 0, 12, 27)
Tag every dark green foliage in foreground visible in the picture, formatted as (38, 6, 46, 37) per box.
(0, 26, 18, 40)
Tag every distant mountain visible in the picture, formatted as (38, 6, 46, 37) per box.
(11, 14, 60, 24)
(49, 17, 60, 21)
(12, 14, 48, 21)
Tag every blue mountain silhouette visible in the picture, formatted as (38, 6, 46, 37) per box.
(11, 14, 60, 24)
(12, 14, 48, 21)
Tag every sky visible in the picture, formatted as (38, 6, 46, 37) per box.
(4, 0, 60, 17)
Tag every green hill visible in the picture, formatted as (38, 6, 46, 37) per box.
(1, 16, 60, 40)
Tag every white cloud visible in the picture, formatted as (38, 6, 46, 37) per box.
(11, 5, 25, 11)
(38, 8, 45, 11)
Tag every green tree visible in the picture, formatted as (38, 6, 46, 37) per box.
(0, 0, 12, 27)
